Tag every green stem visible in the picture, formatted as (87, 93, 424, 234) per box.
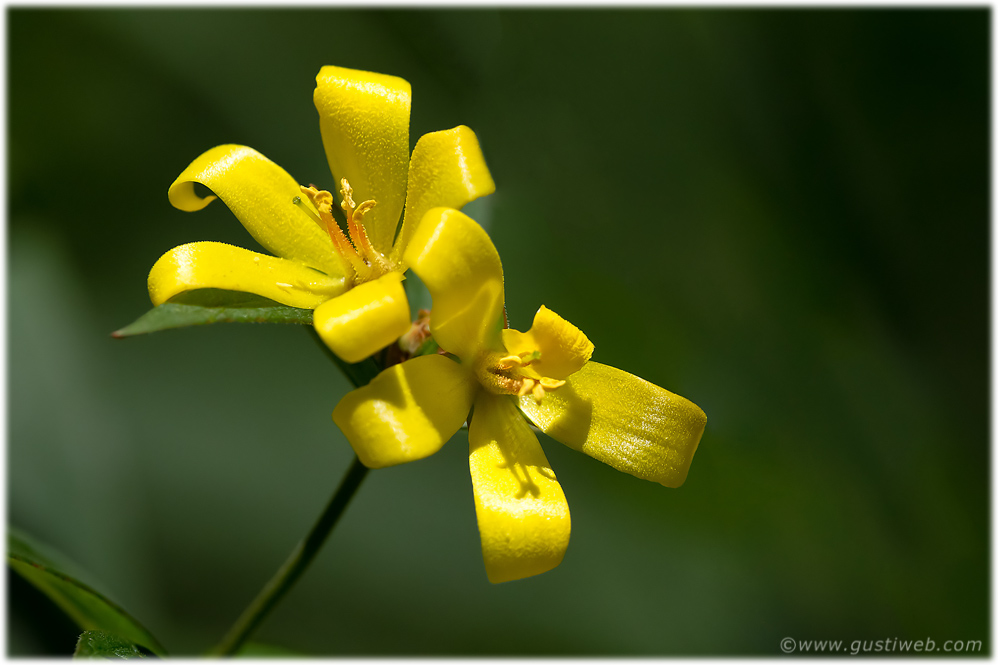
(209, 456, 369, 657)
(209, 328, 382, 657)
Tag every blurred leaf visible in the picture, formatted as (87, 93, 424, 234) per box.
(74, 630, 153, 659)
(8, 528, 166, 656)
(111, 289, 312, 338)
(236, 642, 303, 657)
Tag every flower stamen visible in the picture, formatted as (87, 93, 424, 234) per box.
(299, 185, 369, 284)
(338, 180, 396, 277)
(476, 349, 566, 404)
(339, 180, 372, 257)
(299, 179, 403, 286)
(497, 354, 523, 370)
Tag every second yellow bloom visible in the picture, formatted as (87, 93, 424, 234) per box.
(334, 208, 707, 583)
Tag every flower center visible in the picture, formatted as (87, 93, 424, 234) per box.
(475, 349, 566, 403)
(294, 179, 396, 287)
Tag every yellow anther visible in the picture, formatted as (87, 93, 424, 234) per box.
(300, 185, 335, 214)
(531, 382, 546, 402)
(339, 178, 356, 213)
(539, 377, 565, 390)
(497, 354, 523, 369)
(517, 378, 536, 397)
(352, 199, 377, 224)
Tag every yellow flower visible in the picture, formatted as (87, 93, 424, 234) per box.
(147, 66, 495, 362)
(333, 208, 707, 583)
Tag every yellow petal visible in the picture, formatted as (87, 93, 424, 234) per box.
(502, 305, 594, 381)
(517, 362, 706, 488)
(167, 145, 342, 276)
(469, 393, 571, 584)
(333, 355, 477, 469)
(148, 241, 346, 309)
(392, 126, 496, 264)
(314, 66, 410, 255)
(312, 272, 411, 364)
(403, 208, 504, 361)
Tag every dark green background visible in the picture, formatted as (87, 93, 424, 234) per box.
(8, 8, 988, 656)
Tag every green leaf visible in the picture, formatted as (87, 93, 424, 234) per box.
(8, 528, 166, 656)
(74, 630, 153, 659)
(112, 289, 313, 338)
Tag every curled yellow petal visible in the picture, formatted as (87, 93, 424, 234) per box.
(517, 362, 706, 488)
(333, 355, 477, 469)
(392, 125, 496, 264)
(148, 241, 346, 309)
(403, 208, 504, 361)
(167, 145, 342, 277)
(502, 305, 594, 381)
(312, 272, 411, 364)
(469, 393, 571, 584)
(314, 66, 410, 255)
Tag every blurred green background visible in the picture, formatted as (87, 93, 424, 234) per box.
(8, 7, 988, 657)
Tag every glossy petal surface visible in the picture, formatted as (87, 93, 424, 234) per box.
(167, 145, 341, 276)
(517, 362, 706, 487)
(333, 355, 477, 469)
(314, 66, 410, 254)
(312, 272, 411, 364)
(403, 208, 505, 360)
(502, 305, 594, 381)
(148, 241, 345, 309)
(393, 125, 496, 264)
(469, 393, 571, 584)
